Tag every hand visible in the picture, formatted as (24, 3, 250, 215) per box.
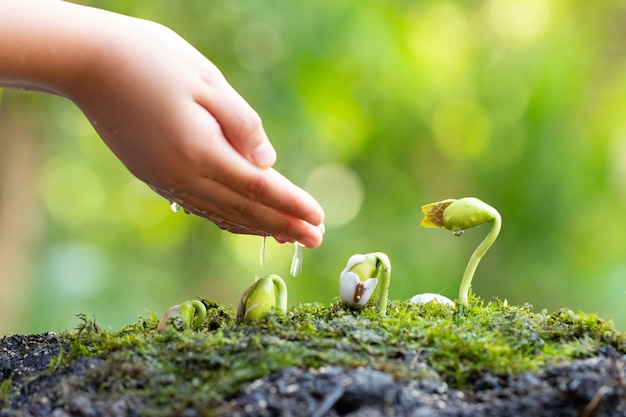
(50, 5, 325, 248)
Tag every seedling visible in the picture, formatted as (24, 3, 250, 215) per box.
(421, 197, 502, 307)
(339, 252, 392, 315)
(237, 274, 287, 322)
(410, 293, 454, 307)
(157, 300, 207, 332)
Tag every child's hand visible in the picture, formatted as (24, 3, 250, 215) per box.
(1, 2, 325, 248)
(70, 16, 325, 248)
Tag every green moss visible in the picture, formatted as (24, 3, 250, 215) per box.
(46, 296, 626, 416)
(0, 376, 13, 409)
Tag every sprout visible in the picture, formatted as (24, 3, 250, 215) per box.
(339, 252, 392, 315)
(409, 293, 455, 307)
(237, 274, 287, 322)
(157, 300, 207, 332)
(421, 197, 502, 307)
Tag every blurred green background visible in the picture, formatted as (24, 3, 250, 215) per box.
(2, 0, 626, 335)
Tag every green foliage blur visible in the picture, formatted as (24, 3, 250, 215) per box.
(2, 0, 626, 333)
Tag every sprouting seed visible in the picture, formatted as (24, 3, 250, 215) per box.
(339, 252, 392, 315)
(237, 274, 288, 322)
(421, 197, 502, 307)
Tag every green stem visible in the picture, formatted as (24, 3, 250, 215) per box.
(458, 212, 501, 307)
(373, 252, 392, 316)
(270, 274, 288, 312)
(180, 300, 207, 329)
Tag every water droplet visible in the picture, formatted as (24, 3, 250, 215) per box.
(454, 230, 464, 236)
(290, 242, 304, 277)
(170, 202, 182, 213)
(259, 236, 267, 267)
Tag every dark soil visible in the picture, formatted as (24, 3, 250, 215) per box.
(1, 333, 625, 417)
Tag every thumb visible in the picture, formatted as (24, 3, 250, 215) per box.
(201, 78, 277, 169)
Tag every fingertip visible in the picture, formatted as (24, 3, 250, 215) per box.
(301, 225, 325, 249)
(299, 194, 325, 227)
(251, 141, 277, 169)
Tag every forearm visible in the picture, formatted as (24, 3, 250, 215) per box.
(0, 1, 125, 97)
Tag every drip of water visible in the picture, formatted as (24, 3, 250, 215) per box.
(290, 243, 304, 277)
(453, 230, 464, 237)
(170, 202, 182, 213)
(260, 235, 267, 267)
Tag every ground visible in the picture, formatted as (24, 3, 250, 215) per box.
(1, 298, 625, 416)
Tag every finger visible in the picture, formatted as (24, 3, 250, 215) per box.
(207, 145, 324, 226)
(198, 79, 276, 169)
(185, 106, 325, 228)
(169, 177, 325, 248)
(167, 102, 325, 245)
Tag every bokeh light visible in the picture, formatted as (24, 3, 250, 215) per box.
(305, 163, 364, 228)
(486, 0, 553, 43)
(39, 155, 106, 226)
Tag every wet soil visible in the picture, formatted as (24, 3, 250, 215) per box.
(1, 333, 625, 417)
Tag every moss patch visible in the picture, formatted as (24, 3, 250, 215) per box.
(24, 297, 619, 415)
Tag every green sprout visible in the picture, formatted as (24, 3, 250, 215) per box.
(410, 293, 454, 307)
(237, 274, 288, 322)
(157, 300, 207, 332)
(421, 197, 502, 307)
(339, 252, 392, 315)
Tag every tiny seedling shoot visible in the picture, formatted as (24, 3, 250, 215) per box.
(157, 300, 207, 332)
(421, 197, 502, 307)
(339, 252, 392, 315)
(410, 292, 455, 307)
(237, 274, 288, 322)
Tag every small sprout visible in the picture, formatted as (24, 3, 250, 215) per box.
(421, 197, 502, 307)
(339, 252, 392, 315)
(410, 293, 455, 307)
(237, 274, 287, 322)
(157, 300, 207, 332)
(339, 254, 379, 308)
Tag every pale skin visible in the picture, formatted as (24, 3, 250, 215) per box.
(0, 0, 325, 248)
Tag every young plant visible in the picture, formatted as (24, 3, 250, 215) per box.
(421, 197, 502, 307)
(339, 252, 392, 315)
(410, 293, 454, 307)
(237, 274, 287, 322)
(157, 300, 207, 332)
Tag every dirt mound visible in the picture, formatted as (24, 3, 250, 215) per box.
(1, 334, 625, 416)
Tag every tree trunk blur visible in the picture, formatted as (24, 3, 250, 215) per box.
(0, 95, 43, 335)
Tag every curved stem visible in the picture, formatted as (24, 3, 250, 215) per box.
(458, 212, 501, 307)
(180, 300, 207, 329)
(373, 252, 392, 316)
(270, 274, 288, 312)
